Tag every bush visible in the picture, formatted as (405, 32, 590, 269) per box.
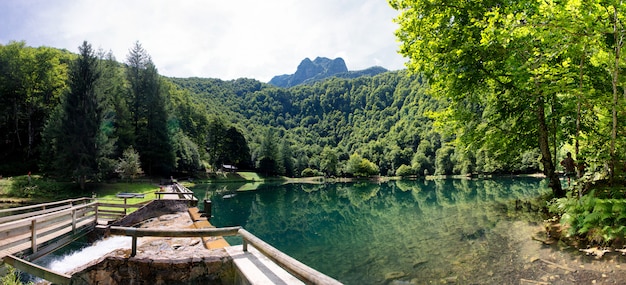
(346, 153, 379, 177)
(301, 168, 318, 177)
(396, 164, 414, 177)
(548, 191, 626, 246)
(8, 175, 80, 199)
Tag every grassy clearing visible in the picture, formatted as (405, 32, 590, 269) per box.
(0, 176, 160, 214)
(92, 182, 160, 213)
(237, 172, 263, 181)
(93, 182, 159, 201)
(0, 178, 11, 195)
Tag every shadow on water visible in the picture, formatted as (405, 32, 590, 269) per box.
(190, 177, 553, 284)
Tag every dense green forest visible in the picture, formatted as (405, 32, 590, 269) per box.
(0, 39, 546, 189)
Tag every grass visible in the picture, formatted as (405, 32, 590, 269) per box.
(92, 182, 160, 214)
(93, 182, 160, 201)
(0, 176, 161, 215)
(237, 172, 263, 181)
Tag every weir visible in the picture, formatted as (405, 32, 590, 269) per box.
(0, 183, 342, 285)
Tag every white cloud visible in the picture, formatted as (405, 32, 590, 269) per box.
(0, 0, 407, 82)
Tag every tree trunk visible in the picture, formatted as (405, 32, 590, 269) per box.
(537, 95, 564, 197)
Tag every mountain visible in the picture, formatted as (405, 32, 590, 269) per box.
(268, 57, 388, 88)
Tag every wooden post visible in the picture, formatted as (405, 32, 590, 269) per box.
(243, 238, 248, 252)
(124, 198, 128, 215)
(71, 209, 77, 234)
(95, 203, 99, 225)
(131, 235, 137, 257)
(31, 219, 37, 254)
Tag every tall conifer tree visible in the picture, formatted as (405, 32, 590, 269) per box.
(56, 41, 103, 189)
(125, 42, 174, 175)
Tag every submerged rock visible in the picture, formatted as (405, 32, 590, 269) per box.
(413, 259, 428, 268)
(385, 271, 407, 281)
(460, 228, 486, 241)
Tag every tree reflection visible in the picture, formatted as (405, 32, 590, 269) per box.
(192, 178, 550, 285)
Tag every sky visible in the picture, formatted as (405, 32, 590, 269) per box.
(0, 0, 408, 82)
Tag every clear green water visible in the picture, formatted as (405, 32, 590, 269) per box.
(190, 177, 551, 284)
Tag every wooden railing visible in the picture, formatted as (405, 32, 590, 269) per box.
(239, 228, 342, 285)
(106, 226, 241, 257)
(96, 200, 146, 219)
(0, 198, 147, 258)
(154, 183, 197, 200)
(105, 226, 342, 285)
(2, 254, 71, 285)
(0, 201, 98, 256)
(0, 198, 93, 224)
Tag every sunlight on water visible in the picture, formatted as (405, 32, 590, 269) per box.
(46, 236, 132, 274)
(192, 178, 552, 285)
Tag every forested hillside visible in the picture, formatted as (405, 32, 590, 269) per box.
(172, 70, 541, 177)
(0, 40, 541, 187)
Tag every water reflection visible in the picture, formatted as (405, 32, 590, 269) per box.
(191, 178, 550, 284)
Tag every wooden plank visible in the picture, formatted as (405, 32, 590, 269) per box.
(107, 226, 241, 237)
(96, 202, 143, 208)
(0, 202, 98, 232)
(0, 204, 73, 224)
(3, 255, 71, 285)
(0, 197, 92, 215)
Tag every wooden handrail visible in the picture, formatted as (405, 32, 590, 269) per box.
(238, 228, 342, 285)
(107, 226, 242, 237)
(4, 254, 71, 285)
(106, 226, 242, 257)
(0, 197, 93, 215)
(0, 202, 98, 232)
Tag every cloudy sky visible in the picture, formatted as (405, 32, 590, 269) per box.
(0, 0, 407, 82)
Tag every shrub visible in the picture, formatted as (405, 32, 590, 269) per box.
(396, 164, 414, 177)
(548, 191, 626, 246)
(8, 175, 80, 199)
(301, 168, 318, 177)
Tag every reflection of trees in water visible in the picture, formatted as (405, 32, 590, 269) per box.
(203, 178, 550, 284)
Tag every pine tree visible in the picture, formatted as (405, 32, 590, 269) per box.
(56, 41, 104, 189)
(125, 42, 174, 176)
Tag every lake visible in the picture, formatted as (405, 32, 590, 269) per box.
(190, 177, 552, 284)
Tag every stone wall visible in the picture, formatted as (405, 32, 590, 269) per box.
(69, 251, 236, 285)
(71, 199, 238, 284)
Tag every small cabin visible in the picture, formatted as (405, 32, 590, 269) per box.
(222, 164, 237, 173)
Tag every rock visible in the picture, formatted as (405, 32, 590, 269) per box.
(390, 280, 412, 285)
(385, 271, 407, 281)
(413, 259, 428, 268)
(580, 247, 611, 258)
